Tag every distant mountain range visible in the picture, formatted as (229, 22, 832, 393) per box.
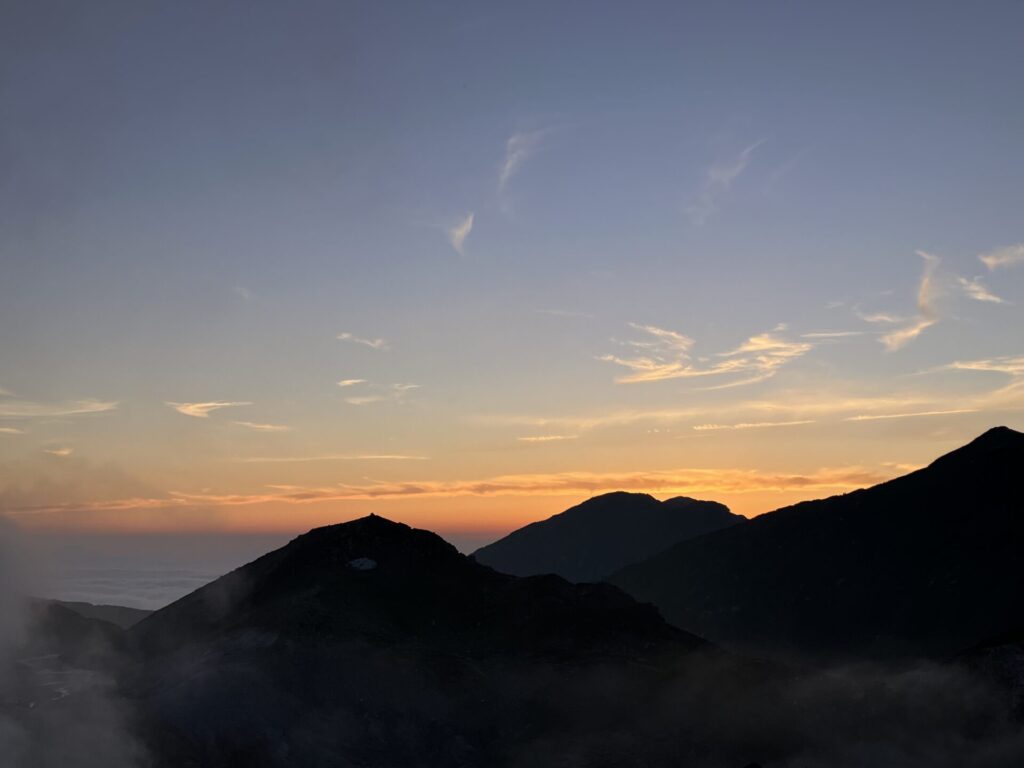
(472, 491, 743, 582)
(611, 426, 1024, 663)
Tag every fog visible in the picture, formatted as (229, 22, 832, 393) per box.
(0, 520, 148, 768)
(4, 519, 1024, 767)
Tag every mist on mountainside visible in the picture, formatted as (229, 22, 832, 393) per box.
(0, 520, 147, 768)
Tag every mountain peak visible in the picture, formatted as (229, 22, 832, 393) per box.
(968, 425, 1022, 446)
(131, 512, 698, 661)
(473, 492, 742, 582)
(927, 425, 1024, 472)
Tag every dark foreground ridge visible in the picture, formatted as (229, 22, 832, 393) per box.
(611, 426, 1024, 663)
(9, 450, 1024, 768)
(472, 491, 743, 582)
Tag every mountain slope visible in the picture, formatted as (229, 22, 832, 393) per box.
(610, 427, 1024, 663)
(472, 492, 742, 582)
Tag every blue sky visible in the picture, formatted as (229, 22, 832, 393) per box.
(2, 1, 1023, 543)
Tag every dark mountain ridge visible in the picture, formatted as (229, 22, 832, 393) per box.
(611, 426, 1024, 663)
(124, 515, 713, 767)
(130, 514, 696, 661)
(472, 491, 743, 582)
(11, 484, 1024, 768)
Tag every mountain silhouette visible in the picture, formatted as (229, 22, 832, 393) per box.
(473, 491, 743, 582)
(14, 502, 1022, 767)
(126, 514, 710, 767)
(610, 426, 1024, 663)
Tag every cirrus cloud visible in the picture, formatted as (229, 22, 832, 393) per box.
(978, 243, 1024, 270)
(166, 401, 251, 418)
(600, 323, 811, 386)
(447, 213, 474, 255)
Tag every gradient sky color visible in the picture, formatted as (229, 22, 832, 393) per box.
(2, 1, 1024, 547)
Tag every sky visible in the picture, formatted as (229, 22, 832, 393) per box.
(2, 1, 1024, 575)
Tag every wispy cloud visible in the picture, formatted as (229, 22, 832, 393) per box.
(236, 454, 427, 463)
(956, 275, 1006, 304)
(166, 401, 251, 418)
(343, 382, 420, 406)
(337, 332, 388, 350)
(0, 398, 118, 419)
(801, 331, 864, 339)
(232, 421, 291, 432)
(600, 323, 811, 386)
(447, 213, 474, 255)
(24, 464, 890, 517)
(856, 309, 906, 324)
(499, 130, 546, 193)
(979, 243, 1024, 270)
(0, 427, 25, 435)
(345, 395, 387, 406)
(880, 251, 941, 351)
(472, 392, 954, 432)
(844, 409, 977, 422)
(337, 379, 368, 388)
(44, 447, 74, 457)
(179, 464, 892, 504)
(692, 420, 814, 431)
(517, 434, 578, 443)
(685, 139, 765, 225)
(941, 356, 1024, 376)
(535, 308, 595, 319)
(232, 285, 254, 301)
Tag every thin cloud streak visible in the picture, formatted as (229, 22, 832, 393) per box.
(233, 421, 291, 432)
(337, 379, 368, 387)
(0, 427, 25, 435)
(957, 276, 1006, 304)
(856, 310, 906, 324)
(499, 130, 546, 193)
(979, 243, 1024, 270)
(685, 139, 765, 225)
(692, 420, 814, 431)
(166, 401, 251, 418)
(517, 435, 578, 443)
(344, 383, 420, 406)
(235, 454, 428, 463)
(844, 409, 978, 422)
(337, 332, 388, 350)
(447, 213, 474, 255)
(801, 331, 865, 339)
(43, 447, 74, 457)
(0, 398, 118, 419)
(943, 356, 1024, 376)
(473, 392, 963, 432)
(880, 251, 941, 351)
(345, 395, 387, 406)
(8, 465, 894, 517)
